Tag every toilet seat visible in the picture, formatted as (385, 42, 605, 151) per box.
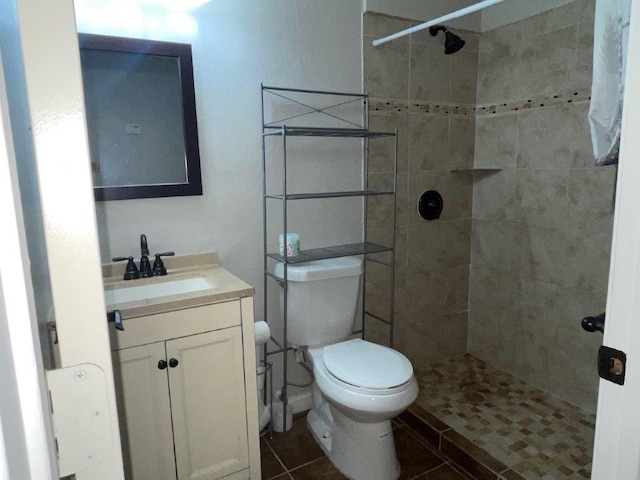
(321, 339, 414, 391)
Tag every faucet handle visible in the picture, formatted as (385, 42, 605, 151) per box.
(112, 256, 140, 281)
(153, 251, 175, 276)
(139, 256, 153, 278)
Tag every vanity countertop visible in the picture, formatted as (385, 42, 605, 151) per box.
(103, 252, 254, 319)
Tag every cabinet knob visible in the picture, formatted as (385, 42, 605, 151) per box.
(169, 358, 179, 368)
(158, 360, 167, 370)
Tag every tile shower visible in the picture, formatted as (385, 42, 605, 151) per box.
(363, 0, 614, 478)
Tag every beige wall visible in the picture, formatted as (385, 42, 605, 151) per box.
(364, 0, 612, 412)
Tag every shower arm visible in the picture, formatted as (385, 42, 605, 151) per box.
(372, 0, 509, 47)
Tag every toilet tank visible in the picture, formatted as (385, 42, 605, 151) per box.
(274, 257, 363, 347)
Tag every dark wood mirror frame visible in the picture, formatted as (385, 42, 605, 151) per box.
(79, 33, 203, 201)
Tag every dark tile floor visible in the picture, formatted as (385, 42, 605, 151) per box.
(260, 413, 478, 480)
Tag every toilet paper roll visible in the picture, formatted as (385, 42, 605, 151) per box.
(254, 321, 271, 345)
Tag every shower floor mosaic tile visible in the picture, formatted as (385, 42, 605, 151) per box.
(414, 355, 596, 480)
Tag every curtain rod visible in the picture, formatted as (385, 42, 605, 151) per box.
(372, 0, 509, 47)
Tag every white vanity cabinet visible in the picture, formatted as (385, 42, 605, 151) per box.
(109, 297, 259, 480)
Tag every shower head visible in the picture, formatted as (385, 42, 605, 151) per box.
(429, 25, 466, 55)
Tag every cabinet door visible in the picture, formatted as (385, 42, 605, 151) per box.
(167, 327, 249, 480)
(112, 343, 177, 480)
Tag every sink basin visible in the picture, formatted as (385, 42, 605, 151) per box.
(104, 277, 213, 305)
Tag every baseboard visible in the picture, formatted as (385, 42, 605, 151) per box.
(275, 389, 313, 414)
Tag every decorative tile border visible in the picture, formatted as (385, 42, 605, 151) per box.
(475, 87, 592, 117)
(369, 87, 591, 118)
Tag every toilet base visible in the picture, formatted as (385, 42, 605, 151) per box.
(307, 404, 400, 480)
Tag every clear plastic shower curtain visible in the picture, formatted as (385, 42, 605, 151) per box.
(589, 0, 632, 165)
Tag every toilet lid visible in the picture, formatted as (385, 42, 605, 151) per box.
(323, 339, 413, 390)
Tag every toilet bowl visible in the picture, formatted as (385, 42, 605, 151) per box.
(275, 257, 418, 480)
(306, 339, 418, 480)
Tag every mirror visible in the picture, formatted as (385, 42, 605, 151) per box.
(79, 33, 202, 201)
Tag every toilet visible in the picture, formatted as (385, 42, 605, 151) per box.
(275, 257, 418, 480)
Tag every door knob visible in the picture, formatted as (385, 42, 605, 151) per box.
(169, 358, 179, 368)
(582, 313, 605, 333)
(158, 360, 167, 370)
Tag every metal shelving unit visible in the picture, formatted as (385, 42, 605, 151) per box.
(261, 85, 397, 423)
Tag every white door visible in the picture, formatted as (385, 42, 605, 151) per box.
(591, 0, 640, 477)
(0, 0, 124, 478)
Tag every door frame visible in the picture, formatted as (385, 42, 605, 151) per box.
(0, 0, 125, 478)
(0, 44, 58, 480)
(591, 0, 640, 477)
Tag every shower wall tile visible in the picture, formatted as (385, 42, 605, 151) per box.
(514, 168, 569, 228)
(407, 219, 471, 273)
(395, 266, 470, 324)
(565, 102, 594, 168)
(470, 219, 515, 271)
(517, 107, 574, 168)
(448, 117, 475, 170)
(395, 223, 409, 279)
(363, 12, 410, 38)
(363, 35, 410, 99)
(366, 193, 396, 231)
(458, 30, 480, 53)
(564, 229, 613, 294)
(364, 279, 392, 321)
(472, 170, 517, 221)
(395, 312, 468, 366)
(468, 307, 525, 376)
(474, 114, 518, 169)
(469, 265, 519, 316)
(450, 49, 478, 105)
(532, 0, 595, 35)
(369, 112, 408, 173)
(407, 114, 449, 172)
(513, 224, 570, 287)
(517, 277, 574, 340)
(476, 24, 523, 104)
(567, 167, 616, 232)
(574, 20, 596, 90)
(518, 26, 578, 97)
(409, 42, 451, 102)
(364, 258, 393, 284)
(363, 315, 392, 347)
(366, 171, 408, 228)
